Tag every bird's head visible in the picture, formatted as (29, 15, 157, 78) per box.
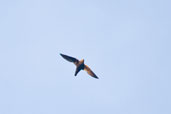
(80, 59, 84, 64)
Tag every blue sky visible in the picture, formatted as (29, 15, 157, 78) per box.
(0, 0, 171, 114)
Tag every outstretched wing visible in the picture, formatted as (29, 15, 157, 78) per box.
(84, 65, 99, 79)
(60, 53, 79, 65)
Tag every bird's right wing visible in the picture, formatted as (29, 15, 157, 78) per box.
(84, 65, 99, 79)
(60, 53, 79, 65)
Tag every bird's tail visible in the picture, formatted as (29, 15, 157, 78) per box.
(75, 67, 81, 76)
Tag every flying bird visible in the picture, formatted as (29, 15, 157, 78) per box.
(60, 53, 99, 79)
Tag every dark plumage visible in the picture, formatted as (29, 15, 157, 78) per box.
(60, 53, 99, 79)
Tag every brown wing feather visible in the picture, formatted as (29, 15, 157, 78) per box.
(60, 53, 79, 65)
(84, 65, 99, 79)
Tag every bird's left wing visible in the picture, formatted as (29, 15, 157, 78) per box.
(60, 53, 79, 66)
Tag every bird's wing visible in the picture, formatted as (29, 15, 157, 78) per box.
(84, 65, 99, 79)
(60, 53, 79, 65)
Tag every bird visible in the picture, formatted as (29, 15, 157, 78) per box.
(60, 53, 99, 79)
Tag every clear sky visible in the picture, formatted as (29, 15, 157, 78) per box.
(0, 0, 171, 114)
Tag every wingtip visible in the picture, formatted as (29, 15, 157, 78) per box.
(95, 77, 99, 79)
(59, 53, 63, 56)
(93, 75, 99, 79)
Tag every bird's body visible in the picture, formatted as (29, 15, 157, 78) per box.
(60, 53, 99, 79)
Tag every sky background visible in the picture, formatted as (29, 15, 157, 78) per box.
(0, 0, 171, 114)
